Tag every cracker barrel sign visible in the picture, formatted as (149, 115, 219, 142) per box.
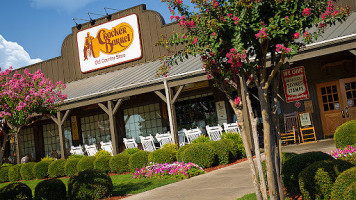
(77, 14, 142, 73)
(282, 66, 310, 103)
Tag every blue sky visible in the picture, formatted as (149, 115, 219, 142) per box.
(0, 0, 176, 70)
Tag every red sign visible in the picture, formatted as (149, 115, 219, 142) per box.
(282, 66, 310, 103)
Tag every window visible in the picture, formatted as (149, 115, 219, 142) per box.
(63, 120, 72, 149)
(124, 103, 163, 142)
(81, 113, 111, 145)
(43, 123, 60, 156)
(19, 127, 35, 159)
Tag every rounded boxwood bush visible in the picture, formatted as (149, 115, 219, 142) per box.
(129, 150, 149, 172)
(77, 156, 96, 172)
(94, 156, 111, 173)
(298, 159, 354, 200)
(109, 153, 130, 174)
(34, 178, 66, 200)
(207, 141, 229, 165)
(221, 131, 246, 158)
(148, 148, 177, 164)
(8, 164, 22, 182)
(95, 150, 111, 158)
(331, 166, 356, 200)
(282, 151, 333, 196)
(181, 143, 217, 168)
(220, 139, 239, 161)
(122, 148, 140, 155)
(0, 182, 32, 200)
(177, 144, 191, 162)
(65, 158, 80, 177)
(192, 135, 210, 143)
(33, 161, 52, 179)
(68, 169, 113, 200)
(0, 166, 11, 183)
(20, 162, 36, 181)
(334, 120, 356, 149)
(48, 159, 66, 178)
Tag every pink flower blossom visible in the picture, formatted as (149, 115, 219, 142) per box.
(302, 8, 311, 16)
(255, 28, 268, 40)
(234, 97, 240, 105)
(192, 37, 198, 44)
(294, 32, 300, 39)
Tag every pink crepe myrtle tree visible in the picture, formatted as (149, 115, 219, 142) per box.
(157, 0, 350, 199)
(0, 67, 67, 165)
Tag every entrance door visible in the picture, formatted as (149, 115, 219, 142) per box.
(316, 77, 356, 137)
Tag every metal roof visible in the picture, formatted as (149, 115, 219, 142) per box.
(62, 12, 356, 105)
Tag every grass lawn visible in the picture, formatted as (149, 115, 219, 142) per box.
(0, 174, 180, 197)
(237, 193, 257, 200)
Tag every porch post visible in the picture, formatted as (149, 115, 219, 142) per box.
(163, 80, 176, 143)
(51, 110, 71, 159)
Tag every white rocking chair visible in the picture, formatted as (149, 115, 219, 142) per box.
(139, 135, 157, 152)
(178, 129, 187, 147)
(123, 138, 138, 149)
(206, 125, 223, 141)
(223, 122, 241, 135)
(84, 144, 98, 156)
(70, 145, 84, 156)
(155, 132, 173, 148)
(100, 141, 113, 156)
(184, 127, 202, 144)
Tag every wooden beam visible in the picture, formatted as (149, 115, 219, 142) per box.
(164, 80, 177, 143)
(154, 91, 167, 103)
(57, 111, 66, 159)
(349, 50, 356, 56)
(98, 103, 109, 115)
(107, 101, 118, 155)
(171, 85, 185, 104)
(61, 110, 71, 125)
(112, 99, 123, 115)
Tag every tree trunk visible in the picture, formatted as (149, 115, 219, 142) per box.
(241, 76, 268, 200)
(257, 84, 278, 200)
(228, 95, 263, 200)
(0, 134, 8, 166)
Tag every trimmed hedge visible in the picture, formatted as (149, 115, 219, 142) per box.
(95, 150, 111, 158)
(129, 150, 149, 172)
(0, 182, 32, 200)
(207, 141, 229, 165)
(68, 169, 113, 200)
(64, 158, 80, 177)
(34, 178, 66, 200)
(282, 151, 333, 196)
(162, 143, 178, 154)
(77, 156, 96, 172)
(8, 164, 22, 182)
(177, 144, 191, 162)
(94, 156, 112, 173)
(192, 135, 210, 143)
(181, 143, 217, 168)
(109, 153, 130, 174)
(33, 161, 51, 179)
(220, 139, 239, 161)
(122, 148, 140, 155)
(221, 131, 245, 158)
(20, 162, 36, 181)
(331, 167, 356, 200)
(339, 154, 356, 165)
(298, 159, 354, 200)
(148, 148, 177, 164)
(48, 159, 66, 178)
(0, 166, 10, 183)
(334, 120, 356, 149)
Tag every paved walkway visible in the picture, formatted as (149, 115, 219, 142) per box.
(124, 139, 336, 200)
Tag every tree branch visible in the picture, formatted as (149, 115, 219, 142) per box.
(264, 53, 286, 90)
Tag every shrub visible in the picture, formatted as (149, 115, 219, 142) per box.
(282, 151, 333, 196)
(68, 154, 85, 160)
(68, 169, 113, 200)
(129, 150, 149, 172)
(34, 178, 66, 200)
(8, 164, 22, 182)
(334, 120, 356, 149)
(0, 182, 32, 200)
(207, 141, 229, 165)
(121, 148, 140, 155)
(95, 149, 111, 158)
(192, 135, 210, 143)
(181, 143, 217, 168)
(148, 148, 177, 164)
(177, 144, 191, 162)
(109, 154, 130, 174)
(2, 163, 13, 167)
(20, 162, 36, 181)
(41, 155, 56, 162)
(221, 131, 245, 158)
(64, 158, 80, 177)
(94, 156, 111, 173)
(331, 167, 356, 200)
(77, 156, 96, 172)
(339, 154, 356, 165)
(133, 162, 205, 179)
(162, 143, 178, 154)
(298, 159, 354, 200)
(219, 139, 239, 161)
(48, 159, 66, 178)
(0, 166, 10, 183)
(33, 161, 52, 179)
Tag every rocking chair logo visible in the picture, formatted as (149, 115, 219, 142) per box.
(77, 14, 142, 73)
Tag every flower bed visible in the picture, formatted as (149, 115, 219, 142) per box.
(328, 145, 356, 159)
(133, 162, 205, 179)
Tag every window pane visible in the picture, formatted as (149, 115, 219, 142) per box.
(326, 86, 332, 94)
(323, 104, 329, 111)
(332, 86, 337, 93)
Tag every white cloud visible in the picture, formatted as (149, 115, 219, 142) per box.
(30, 0, 99, 13)
(0, 35, 42, 70)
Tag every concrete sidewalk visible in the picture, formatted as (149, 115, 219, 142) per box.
(124, 139, 336, 200)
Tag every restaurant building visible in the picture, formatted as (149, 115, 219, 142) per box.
(4, 3, 356, 162)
